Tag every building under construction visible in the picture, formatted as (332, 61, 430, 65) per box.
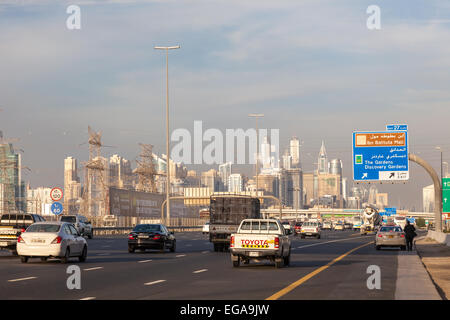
(0, 132, 26, 214)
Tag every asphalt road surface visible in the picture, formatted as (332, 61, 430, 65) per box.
(0, 230, 417, 300)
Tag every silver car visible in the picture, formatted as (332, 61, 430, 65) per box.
(60, 214, 93, 239)
(17, 221, 88, 263)
(375, 225, 406, 250)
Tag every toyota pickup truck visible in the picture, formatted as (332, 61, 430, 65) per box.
(299, 221, 321, 239)
(0, 213, 46, 254)
(230, 218, 291, 268)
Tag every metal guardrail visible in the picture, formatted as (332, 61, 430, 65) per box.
(93, 226, 203, 236)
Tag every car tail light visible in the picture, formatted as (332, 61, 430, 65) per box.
(400, 234, 405, 238)
(230, 236, 234, 248)
(378, 234, 383, 237)
(20, 228, 26, 233)
(17, 236, 24, 243)
(128, 234, 135, 240)
(153, 235, 161, 240)
(274, 237, 279, 249)
(51, 236, 62, 244)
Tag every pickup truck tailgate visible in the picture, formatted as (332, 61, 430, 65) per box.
(233, 234, 277, 249)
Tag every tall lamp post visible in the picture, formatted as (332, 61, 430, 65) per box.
(248, 114, 264, 196)
(154, 45, 180, 226)
(436, 146, 444, 229)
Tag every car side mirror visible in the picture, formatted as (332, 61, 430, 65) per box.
(285, 229, 291, 235)
(87, 221, 91, 224)
(170, 231, 174, 235)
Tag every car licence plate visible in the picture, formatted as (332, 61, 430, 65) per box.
(249, 251, 259, 257)
(31, 239, 45, 243)
(138, 235, 149, 239)
(388, 235, 394, 239)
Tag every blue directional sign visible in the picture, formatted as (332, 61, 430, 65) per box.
(386, 124, 408, 131)
(353, 130, 409, 182)
(51, 202, 63, 215)
(385, 207, 397, 216)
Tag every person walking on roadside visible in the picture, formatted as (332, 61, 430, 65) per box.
(404, 220, 417, 251)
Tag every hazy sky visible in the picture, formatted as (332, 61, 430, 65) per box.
(1, 0, 449, 210)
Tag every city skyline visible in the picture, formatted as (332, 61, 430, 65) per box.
(1, 1, 450, 210)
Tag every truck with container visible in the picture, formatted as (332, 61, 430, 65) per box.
(230, 218, 292, 268)
(209, 194, 261, 252)
(360, 204, 382, 235)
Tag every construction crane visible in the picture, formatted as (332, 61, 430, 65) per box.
(80, 126, 111, 218)
(134, 143, 159, 193)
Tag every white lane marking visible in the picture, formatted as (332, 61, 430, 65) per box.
(101, 245, 111, 248)
(83, 267, 104, 271)
(80, 297, 96, 300)
(296, 236, 367, 249)
(97, 253, 110, 256)
(8, 277, 37, 282)
(202, 251, 209, 254)
(193, 269, 208, 274)
(138, 259, 153, 263)
(176, 254, 186, 258)
(144, 280, 166, 286)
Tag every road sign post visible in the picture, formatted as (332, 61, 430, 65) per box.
(50, 187, 63, 202)
(352, 130, 408, 182)
(443, 178, 450, 214)
(51, 202, 63, 215)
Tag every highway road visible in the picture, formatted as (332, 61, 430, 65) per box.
(0, 230, 423, 300)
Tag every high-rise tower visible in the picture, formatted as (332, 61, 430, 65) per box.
(318, 141, 328, 174)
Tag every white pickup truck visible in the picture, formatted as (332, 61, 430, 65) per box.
(230, 219, 291, 268)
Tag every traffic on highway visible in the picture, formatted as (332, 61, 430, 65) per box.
(2, 1, 449, 316)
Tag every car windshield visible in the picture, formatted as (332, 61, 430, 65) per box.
(380, 226, 402, 232)
(60, 216, 77, 223)
(133, 224, 161, 232)
(26, 224, 60, 233)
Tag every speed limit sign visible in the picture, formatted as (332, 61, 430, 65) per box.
(50, 187, 63, 202)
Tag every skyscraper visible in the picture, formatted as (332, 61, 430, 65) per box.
(318, 141, 328, 174)
(0, 142, 25, 213)
(64, 156, 81, 199)
(290, 137, 301, 169)
(228, 174, 243, 193)
(260, 136, 272, 169)
(109, 154, 133, 189)
(218, 162, 232, 190)
(282, 150, 292, 170)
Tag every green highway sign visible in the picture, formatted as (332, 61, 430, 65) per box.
(443, 178, 450, 214)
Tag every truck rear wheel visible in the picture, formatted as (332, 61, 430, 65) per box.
(232, 256, 240, 268)
(283, 254, 290, 266)
(275, 258, 283, 268)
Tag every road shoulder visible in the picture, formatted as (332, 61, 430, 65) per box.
(395, 248, 441, 300)
(415, 236, 450, 300)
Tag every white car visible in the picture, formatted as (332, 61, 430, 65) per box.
(202, 222, 210, 234)
(17, 221, 87, 263)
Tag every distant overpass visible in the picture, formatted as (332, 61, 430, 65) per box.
(261, 208, 437, 221)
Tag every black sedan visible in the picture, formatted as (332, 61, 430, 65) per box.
(128, 224, 176, 253)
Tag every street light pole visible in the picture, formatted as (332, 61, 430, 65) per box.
(155, 45, 180, 226)
(248, 114, 264, 196)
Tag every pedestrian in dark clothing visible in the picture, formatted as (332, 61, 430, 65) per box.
(404, 220, 416, 251)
